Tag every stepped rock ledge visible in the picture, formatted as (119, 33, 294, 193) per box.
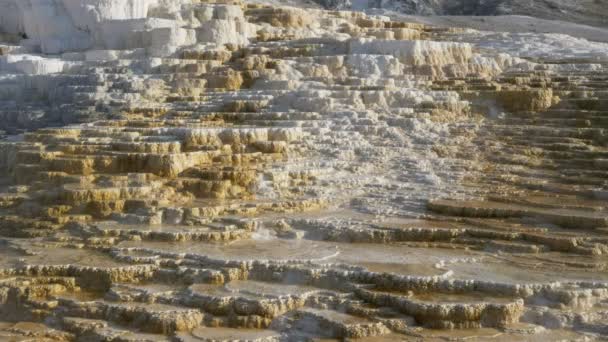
(0, 0, 607, 340)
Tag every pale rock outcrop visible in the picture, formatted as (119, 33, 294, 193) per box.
(0, 0, 607, 341)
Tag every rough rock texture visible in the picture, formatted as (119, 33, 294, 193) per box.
(0, 0, 608, 341)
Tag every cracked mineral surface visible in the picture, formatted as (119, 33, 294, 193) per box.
(0, 0, 608, 341)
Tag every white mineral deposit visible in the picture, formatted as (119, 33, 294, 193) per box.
(0, 0, 607, 340)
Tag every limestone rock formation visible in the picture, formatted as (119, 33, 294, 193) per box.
(0, 0, 607, 340)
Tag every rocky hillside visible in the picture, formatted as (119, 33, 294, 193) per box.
(0, 0, 608, 341)
(315, 0, 608, 28)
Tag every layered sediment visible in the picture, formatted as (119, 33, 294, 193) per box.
(0, 0, 607, 340)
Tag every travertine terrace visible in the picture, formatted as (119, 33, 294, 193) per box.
(0, 0, 607, 340)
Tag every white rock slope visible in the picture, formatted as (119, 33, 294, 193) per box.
(0, 0, 607, 341)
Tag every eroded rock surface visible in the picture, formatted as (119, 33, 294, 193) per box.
(0, 0, 607, 340)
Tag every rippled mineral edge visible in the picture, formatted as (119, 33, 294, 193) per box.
(0, 0, 607, 341)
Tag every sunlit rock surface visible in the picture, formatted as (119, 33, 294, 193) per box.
(0, 0, 607, 340)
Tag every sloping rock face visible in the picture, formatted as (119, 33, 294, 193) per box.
(0, 0, 608, 340)
(313, 0, 608, 29)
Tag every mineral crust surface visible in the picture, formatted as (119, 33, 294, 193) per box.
(0, 0, 607, 340)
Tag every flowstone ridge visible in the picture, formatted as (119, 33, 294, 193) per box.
(0, 0, 607, 340)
